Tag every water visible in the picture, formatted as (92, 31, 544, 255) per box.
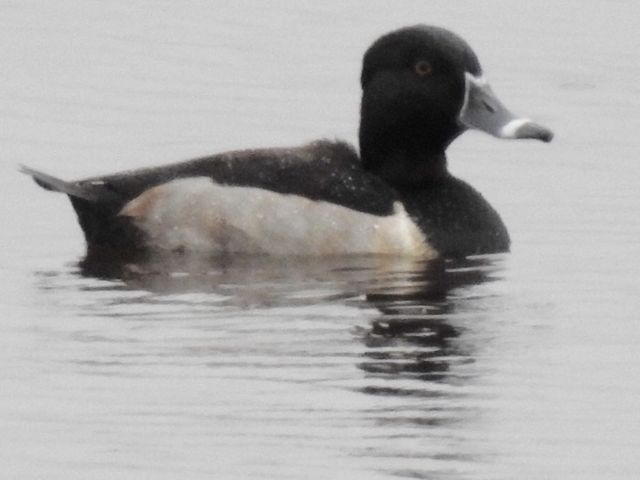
(2, 1, 640, 479)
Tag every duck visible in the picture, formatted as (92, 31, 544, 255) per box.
(22, 25, 553, 259)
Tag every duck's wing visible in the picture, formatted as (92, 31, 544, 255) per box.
(23, 140, 396, 216)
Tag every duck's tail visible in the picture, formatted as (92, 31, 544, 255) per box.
(19, 165, 104, 202)
(20, 165, 145, 252)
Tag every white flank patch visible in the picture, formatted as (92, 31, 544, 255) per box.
(119, 177, 436, 258)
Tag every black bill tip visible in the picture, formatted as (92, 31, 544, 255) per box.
(514, 121, 554, 142)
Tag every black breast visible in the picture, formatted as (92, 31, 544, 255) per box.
(400, 176, 510, 257)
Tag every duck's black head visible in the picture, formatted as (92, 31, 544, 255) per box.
(359, 25, 553, 186)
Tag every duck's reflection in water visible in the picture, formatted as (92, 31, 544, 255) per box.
(77, 251, 503, 392)
(69, 252, 505, 477)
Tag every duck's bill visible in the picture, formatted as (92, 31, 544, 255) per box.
(458, 73, 553, 143)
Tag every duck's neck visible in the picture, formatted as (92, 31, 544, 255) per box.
(360, 143, 449, 186)
(358, 99, 460, 187)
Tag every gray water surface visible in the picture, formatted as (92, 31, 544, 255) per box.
(2, 1, 640, 479)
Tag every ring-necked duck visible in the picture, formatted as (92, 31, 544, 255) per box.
(22, 25, 552, 259)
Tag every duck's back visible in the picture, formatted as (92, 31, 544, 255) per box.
(94, 141, 395, 216)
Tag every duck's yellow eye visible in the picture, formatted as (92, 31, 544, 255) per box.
(415, 60, 433, 76)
